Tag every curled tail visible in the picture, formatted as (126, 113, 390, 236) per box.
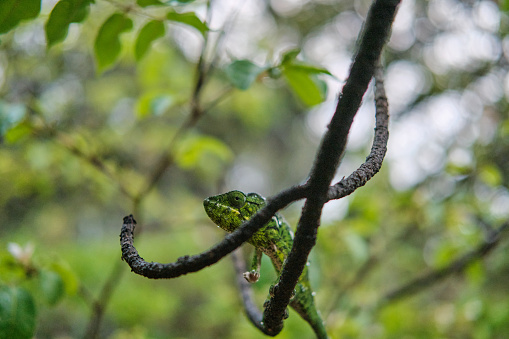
(290, 280, 328, 339)
(298, 303, 328, 339)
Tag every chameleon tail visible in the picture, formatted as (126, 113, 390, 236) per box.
(310, 313, 328, 339)
(297, 302, 328, 339)
(290, 281, 329, 339)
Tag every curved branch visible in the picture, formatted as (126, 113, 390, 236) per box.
(262, 0, 399, 333)
(119, 3, 396, 337)
(120, 186, 307, 279)
(119, 0, 394, 296)
(327, 65, 389, 201)
(119, 67, 390, 280)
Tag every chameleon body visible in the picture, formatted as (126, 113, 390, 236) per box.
(204, 190, 328, 339)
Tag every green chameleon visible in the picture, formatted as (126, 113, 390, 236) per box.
(204, 190, 328, 339)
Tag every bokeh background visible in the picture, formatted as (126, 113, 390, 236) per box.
(1, 0, 509, 338)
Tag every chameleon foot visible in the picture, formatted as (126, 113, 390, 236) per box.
(269, 284, 296, 299)
(243, 270, 260, 283)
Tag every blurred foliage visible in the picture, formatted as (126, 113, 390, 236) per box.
(1, 0, 509, 338)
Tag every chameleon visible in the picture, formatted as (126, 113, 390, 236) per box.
(204, 190, 328, 339)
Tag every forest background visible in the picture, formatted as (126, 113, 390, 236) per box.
(1, 0, 509, 338)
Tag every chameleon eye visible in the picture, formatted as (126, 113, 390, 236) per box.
(228, 191, 246, 209)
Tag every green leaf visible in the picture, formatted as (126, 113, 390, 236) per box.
(136, 92, 174, 118)
(282, 66, 327, 106)
(137, 0, 196, 7)
(479, 165, 502, 187)
(39, 270, 65, 306)
(281, 48, 301, 65)
(277, 49, 331, 105)
(135, 20, 165, 61)
(4, 121, 32, 144)
(0, 101, 26, 133)
(267, 67, 282, 79)
(500, 120, 509, 137)
(176, 135, 233, 170)
(0, 0, 41, 35)
(465, 260, 485, 286)
(166, 11, 209, 37)
(50, 261, 79, 295)
(284, 63, 332, 76)
(94, 13, 133, 72)
(501, 0, 509, 12)
(0, 101, 30, 143)
(279, 48, 333, 75)
(45, 0, 94, 47)
(0, 285, 36, 339)
(225, 60, 264, 90)
(137, 0, 164, 7)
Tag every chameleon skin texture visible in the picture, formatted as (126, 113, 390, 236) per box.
(204, 191, 327, 339)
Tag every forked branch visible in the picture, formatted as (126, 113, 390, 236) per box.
(119, 66, 390, 279)
(261, 0, 399, 333)
(119, 0, 399, 336)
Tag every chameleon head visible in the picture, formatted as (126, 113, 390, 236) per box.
(203, 190, 265, 233)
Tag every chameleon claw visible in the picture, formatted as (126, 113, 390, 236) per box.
(243, 270, 260, 283)
(269, 284, 276, 297)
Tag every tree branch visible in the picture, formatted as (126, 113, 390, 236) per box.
(324, 224, 419, 317)
(230, 249, 269, 334)
(83, 191, 142, 338)
(119, 65, 390, 280)
(378, 221, 509, 306)
(82, 260, 125, 339)
(118, 0, 395, 299)
(327, 65, 389, 201)
(119, 2, 397, 336)
(29, 110, 134, 200)
(138, 4, 213, 198)
(262, 0, 399, 333)
(120, 186, 307, 279)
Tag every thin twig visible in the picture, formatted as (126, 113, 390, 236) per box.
(83, 199, 142, 338)
(231, 249, 268, 334)
(324, 224, 419, 317)
(82, 260, 126, 339)
(138, 3, 214, 198)
(202, 86, 234, 112)
(377, 221, 509, 307)
(29, 109, 134, 200)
